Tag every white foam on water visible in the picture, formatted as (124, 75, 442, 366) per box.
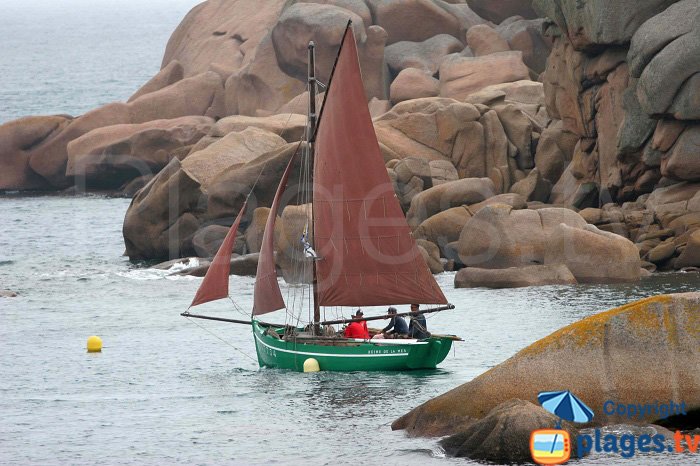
(115, 259, 204, 281)
(116, 268, 171, 281)
(430, 446, 446, 459)
(165, 258, 200, 274)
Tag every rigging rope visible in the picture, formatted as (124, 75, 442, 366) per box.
(183, 315, 258, 363)
(279, 69, 317, 331)
(227, 296, 250, 318)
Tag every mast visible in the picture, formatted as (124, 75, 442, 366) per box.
(308, 41, 321, 334)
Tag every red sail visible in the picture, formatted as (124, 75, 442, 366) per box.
(190, 200, 247, 308)
(313, 28, 447, 307)
(252, 151, 298, 315)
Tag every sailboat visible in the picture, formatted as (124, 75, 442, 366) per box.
(182, 23, 458, 372)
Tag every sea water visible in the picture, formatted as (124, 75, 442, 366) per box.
(1, 1, 699, 464)
(0, 0, 202, 124)
(1, 195, 698, 465)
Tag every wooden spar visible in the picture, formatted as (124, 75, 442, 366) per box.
(308, 40, 321, 334)
(182, 306, 454, 327)
(182, 307, 460, 339)
(426, 333, 464, 341)
(180, 312, 284, 328)
(308, 42, 318, 141)
(318, 304, 455, 326)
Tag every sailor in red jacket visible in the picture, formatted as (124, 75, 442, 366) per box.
(343, 309, 369, 339)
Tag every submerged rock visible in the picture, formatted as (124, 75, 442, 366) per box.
(393, 293, 700, 436)
(181, 253, 260, 277)
(153, 257, 200, 270)
(440, 399, 579, 463)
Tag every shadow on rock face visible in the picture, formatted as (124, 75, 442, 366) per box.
(393, 293, 700, 437)
(440, 399, 578, 463)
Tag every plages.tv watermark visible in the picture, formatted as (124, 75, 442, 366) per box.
(530, 392, 698, 465)
(602, 399, 688, 422)
(577, 399, 695, 459)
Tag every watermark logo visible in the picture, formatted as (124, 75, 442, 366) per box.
(530, 429, 571, 465)
(530, 390, 593, 465)
(602, 399, 687, 421)
(530, 391, 696, 464)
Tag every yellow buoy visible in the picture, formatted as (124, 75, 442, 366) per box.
(303, 358, 320, 372)
(86, 335, 102, 353)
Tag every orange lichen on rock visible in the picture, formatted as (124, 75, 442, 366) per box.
(393, 293, 700, 437)
(522, 295, 674, 357)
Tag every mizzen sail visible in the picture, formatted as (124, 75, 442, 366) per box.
(252, 151, 299, 315)
(313, 27, 447, 307)
(190, 200, 247, 308)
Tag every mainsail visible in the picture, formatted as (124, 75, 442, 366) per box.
(252, 150, 299, 315)
(313, 27, 447, 307)
(189, 200, 247, 307)
(182, 26, 456, 372)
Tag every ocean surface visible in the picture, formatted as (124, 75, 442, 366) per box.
(1, 195, 699, 465)
(1, 1, 699, 464)
(0, 0, 202, 124)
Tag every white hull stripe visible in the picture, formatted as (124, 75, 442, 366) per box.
(254, 333, 417, 358)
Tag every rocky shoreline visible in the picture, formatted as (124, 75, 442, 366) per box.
(394, 292, 700, 462)
(2, 2, 698, 462)
(1, 0, 699, 286)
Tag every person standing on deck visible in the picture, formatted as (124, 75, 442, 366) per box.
(408, 304, 430, 339)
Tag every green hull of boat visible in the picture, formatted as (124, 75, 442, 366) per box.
(252, 320, 453, 372)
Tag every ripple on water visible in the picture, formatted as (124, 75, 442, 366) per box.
(1, 196, 699, 465)
(115, 268, 172, 281)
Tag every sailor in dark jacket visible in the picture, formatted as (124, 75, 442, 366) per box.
(380, 307, 408, 338)
(408, 304, 430, 339)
